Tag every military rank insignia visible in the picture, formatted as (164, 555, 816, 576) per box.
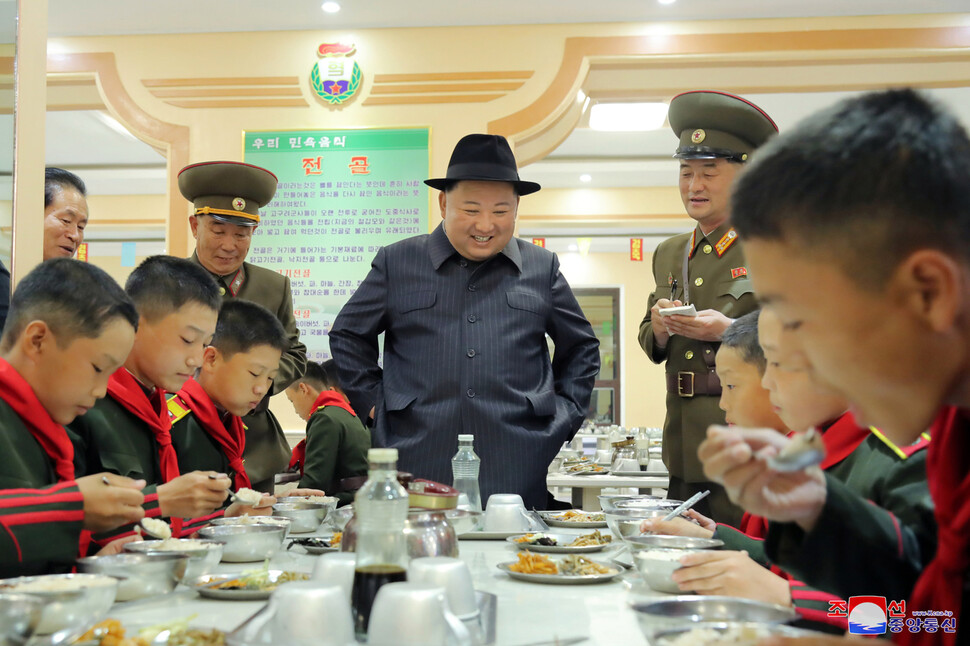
(715, 228, 738, 257)
(731, 267, 748, 279)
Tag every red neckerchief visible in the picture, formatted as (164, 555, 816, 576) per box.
(172, 378, 251, 491)
(0, 358, 75, 481)
(287, 391, 357, 475)
(106, 368, 180, 483)
(896, 406, 970, 646)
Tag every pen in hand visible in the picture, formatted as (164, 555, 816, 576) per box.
(670, 279, 678, 301)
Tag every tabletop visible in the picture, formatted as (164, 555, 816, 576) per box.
(103, 522, 671, 646)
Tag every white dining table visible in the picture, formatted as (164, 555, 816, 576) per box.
(545, 473, 670, 510)
(103, 523, 671, 646)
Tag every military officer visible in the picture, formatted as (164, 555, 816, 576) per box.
(180, 161, 308, 492)
(638, 91, 778, 525)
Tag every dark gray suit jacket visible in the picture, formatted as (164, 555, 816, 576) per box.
(329, 224, 599, 508)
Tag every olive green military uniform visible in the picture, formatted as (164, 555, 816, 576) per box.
(0, 400, 85, 576)
(179, 161, 308, 493)
(168, 405, 235, 487)
(638, 90, 778, 525)
(639, 222, 756, 524)
(299, 406, 370, 506)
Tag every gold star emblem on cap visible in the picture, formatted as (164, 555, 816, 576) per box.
(232, 197, 246, 211)
(703, 244, 713, 254)
(691, 129, 706, 144)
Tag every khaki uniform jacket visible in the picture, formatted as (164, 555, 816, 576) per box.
(638, 222, 757, 482)
(299, 406, 370, 507)
(190, 252, 308, 488)
(0, 401, 85, 576)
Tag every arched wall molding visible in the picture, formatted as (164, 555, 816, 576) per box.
(491, 25, 970, 166)
(47, 52, 190, 255)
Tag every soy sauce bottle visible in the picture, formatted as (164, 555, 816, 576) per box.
(350, 448, 409, 640)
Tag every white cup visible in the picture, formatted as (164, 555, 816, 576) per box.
(268, 581, 354, 645)
(311, 552, 357, 602)
(407, 557, 478, 619)
(367, 582, 470, 646)
(483, 493, 530, 532)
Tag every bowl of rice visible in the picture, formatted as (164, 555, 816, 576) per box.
(629, 535, 724, 593)
(77, 552, 188, 601)
(125, 538, 224, 581)
(208, 514, 292, 538)
(631, 596, 798, 642)
(197, 524, 286, 562)
(0, 573, 117, 634)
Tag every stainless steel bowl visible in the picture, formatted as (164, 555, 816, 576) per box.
(197, 524, 286, 562)
(0, 573, 118, 635)
(271, 502, 328, 533)
(652, 622, 822, 645)
(124, 538, 224, 581)
(0, 592, 44, 645)
(276, 495, 338, 516)
(614, 498, 683, 512)
(605, 508, 681, 542)
(631, 596, 798, 642)
(208, 515, 293, 538)
(77, 552, 188, 601)
(632, 540, 723, 594)
(597, 494, 661, 512)
(340, 509, 461, 558)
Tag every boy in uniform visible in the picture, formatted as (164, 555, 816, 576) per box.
(698, 89, 963, 645)
(285, 359, 370, 506)
(0, 259, 146, 575)
(168, 300, 288, 496)
(70, 256, 253, 537)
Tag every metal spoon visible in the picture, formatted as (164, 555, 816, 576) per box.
(660, 490, 710, 522)
(767, 428, 826, 472)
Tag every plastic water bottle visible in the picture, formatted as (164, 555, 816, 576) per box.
(351, 448, 409, 640)
(451, 434, 482, 513)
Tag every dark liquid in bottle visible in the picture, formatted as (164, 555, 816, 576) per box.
(351, 563, 407, 637)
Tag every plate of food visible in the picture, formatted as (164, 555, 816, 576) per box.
(563, 463, 607, 475)
(506, 531, 613, 554)
(76, 617, 226, 646)
(286, 533, 342, 554)
(190, 569, 309, 600)
(497, 552, 621, 585)
(539, 510, 608, 528)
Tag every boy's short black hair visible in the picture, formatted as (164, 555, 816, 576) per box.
(721, 310, 766, 374)
(125, 256, 221, 323)
(45, 167, 86, 207)
(210, 300, 287, 358)
(731, 88, 970, 287)
(1, 258, 138, 351)
(298, 359, 341, 392)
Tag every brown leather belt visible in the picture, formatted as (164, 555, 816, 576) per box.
(666, 370, 722, 397)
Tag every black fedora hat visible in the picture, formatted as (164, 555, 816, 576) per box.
(425, 134, 541, 195)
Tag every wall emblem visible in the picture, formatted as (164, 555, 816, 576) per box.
(311, 43, 362, 106)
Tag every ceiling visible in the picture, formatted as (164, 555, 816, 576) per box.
(12, 2, 970, 213)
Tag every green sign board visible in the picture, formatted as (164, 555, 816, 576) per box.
(243, 127, 430, 362)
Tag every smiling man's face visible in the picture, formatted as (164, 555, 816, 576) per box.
(678, 158, 740, 232)
(440, 180, 518, 262)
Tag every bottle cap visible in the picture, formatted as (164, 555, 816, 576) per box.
(458, 434, 474, 442)
(368, 448, 398, 462)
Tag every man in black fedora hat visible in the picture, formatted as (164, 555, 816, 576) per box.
(330, 134, 599, 509)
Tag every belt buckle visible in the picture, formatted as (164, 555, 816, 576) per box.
(677, 371, 694, 398)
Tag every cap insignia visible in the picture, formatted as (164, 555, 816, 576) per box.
(232, 197, 246, 211)
(691, 129, 706, 144)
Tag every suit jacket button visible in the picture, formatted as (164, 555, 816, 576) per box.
(467, 315, 477, 323)
(219, 286, 226, 295)
(466, 388, 476, 398)
(468, 284, 477, 292)
(703, 244, 713, 254)
(694, 277, 704, 287)
(685, 350, 694, 360)
(466, 349, 476, 358)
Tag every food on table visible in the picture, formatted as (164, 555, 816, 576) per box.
(513, 533, 558, 546)
(559, 555, 615, 576)
(547, 510, 605, 523)
(637, 549, 693, 562)
(331, 532, 342, 547)
(287, 536, 340, 551)
(567, 530, 612, 547)
(140, 518, 172, 539)
(150, 538, 220, 551)
(507, 551, 558, 575)
(657, 624, 771, 646)
(229, 515, 286, 526)
(286, 495, 337, 505)
(207, 563, 309, 592)
(77, 617, 227, 646)
(565, 463, 605, 474)
(232, 488, 263, 506)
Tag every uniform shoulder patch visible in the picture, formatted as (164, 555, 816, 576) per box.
(166, 396, 192, 425)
